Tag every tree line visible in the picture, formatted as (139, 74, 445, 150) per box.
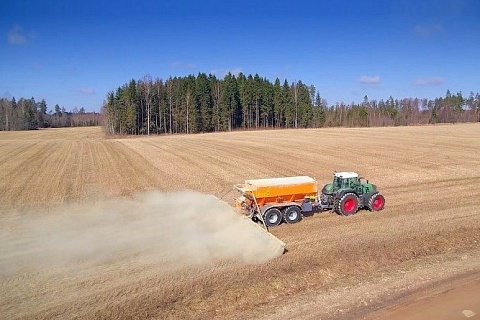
(103, 73, 480, 135)
(0, 97, 102, 131)
(103, 73, 320, 135)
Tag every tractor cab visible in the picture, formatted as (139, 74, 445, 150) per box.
(321, 171, 360, 195)
(332, 172, 360, 191)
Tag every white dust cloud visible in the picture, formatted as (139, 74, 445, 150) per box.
(0, 191, 285, 275)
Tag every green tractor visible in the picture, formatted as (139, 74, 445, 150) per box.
(319, 172, 385, 216)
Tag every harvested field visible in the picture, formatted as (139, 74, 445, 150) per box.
(1, 124, 480, 319)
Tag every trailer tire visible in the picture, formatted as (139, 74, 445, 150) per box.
(336, 193, 359, 216)
(263, 208, 282, 227)
(283, 206, 302, 224)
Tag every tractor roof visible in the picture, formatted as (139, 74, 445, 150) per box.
(334, 172, 359, 179)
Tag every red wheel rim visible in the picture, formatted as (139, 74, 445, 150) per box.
(373, 196, 383, 210)
(343, 198, 355, 212)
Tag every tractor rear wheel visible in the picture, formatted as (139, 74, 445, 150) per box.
(263, 208, 282, 227)
(336, 193, 359, 216)
(283, 206, 302, 224)
(367, 192, 385, 211)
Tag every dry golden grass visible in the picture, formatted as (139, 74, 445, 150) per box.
(1, 124, 480, 319)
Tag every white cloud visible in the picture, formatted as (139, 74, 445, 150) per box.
(359, 75, 380, 85)
(227, 68, 243, 77)
(76, 87, 95, 95)
(209, 68, 243, 77)
(413, 77, 444, 86)
(8, 25, 27, 45)
(414, 24, 444, 36)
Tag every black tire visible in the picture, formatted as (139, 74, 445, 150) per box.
(367, 192, 385, 211)
(335, 193, 359, 216)
(263, 208, 282, 227)
(283, 206, 302, 224)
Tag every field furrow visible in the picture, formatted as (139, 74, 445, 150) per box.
(1, 124, 479, 319)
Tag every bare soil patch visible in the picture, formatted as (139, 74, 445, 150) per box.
(1, 124, 479, 319)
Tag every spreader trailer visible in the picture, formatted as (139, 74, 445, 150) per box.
(234, 172, 385, 227)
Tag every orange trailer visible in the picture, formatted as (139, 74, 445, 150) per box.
(234, 176, 318, 227)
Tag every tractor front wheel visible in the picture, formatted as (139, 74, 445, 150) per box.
(368, 192, 385, 211)
(336, 193, 359, 216)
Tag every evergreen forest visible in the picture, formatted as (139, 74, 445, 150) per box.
(103, 73, 480, 135)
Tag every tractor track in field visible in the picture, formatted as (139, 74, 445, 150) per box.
(1, 124, 480, 319)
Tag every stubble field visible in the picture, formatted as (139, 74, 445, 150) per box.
(1, 124, 480, 319)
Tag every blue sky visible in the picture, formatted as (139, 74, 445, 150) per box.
(1, 0, 479, 112)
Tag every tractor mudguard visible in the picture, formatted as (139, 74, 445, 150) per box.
(335, 189, 358, 200)
(362, 191, 377, 201)
(360, 191, 377, 208)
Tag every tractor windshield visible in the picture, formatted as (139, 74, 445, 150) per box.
(333, 176, 359, 190)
